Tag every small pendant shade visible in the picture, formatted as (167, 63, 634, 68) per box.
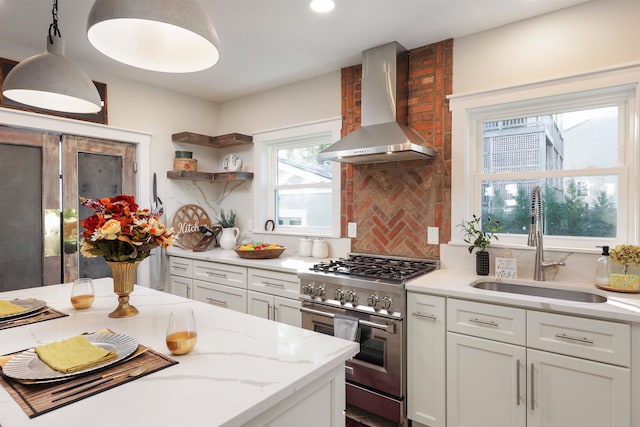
(2, 36, 102, 114)
(86, 0, 220, 73)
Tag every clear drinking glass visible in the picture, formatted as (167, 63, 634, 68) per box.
(70, 278, 95, 309)
(166, 308, 198, 355)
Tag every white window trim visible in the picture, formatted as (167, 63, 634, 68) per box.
(253, 118, 342, 238)
(449, 63, 640, 252)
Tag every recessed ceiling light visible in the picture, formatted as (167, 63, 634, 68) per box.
(310, 0, 335, 13)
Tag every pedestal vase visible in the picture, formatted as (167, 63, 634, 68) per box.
(106, 260, 141, 318)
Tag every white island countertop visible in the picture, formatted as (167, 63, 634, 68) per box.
(0, 279, 358, 427)
(406, 269, 640, 323)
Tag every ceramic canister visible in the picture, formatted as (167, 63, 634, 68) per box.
(312, 239, 329, 258)
(299, 238, 313, 257)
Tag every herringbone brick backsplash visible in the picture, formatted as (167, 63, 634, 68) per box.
(341, 40, 452, 259)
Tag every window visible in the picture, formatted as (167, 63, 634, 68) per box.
(450, 66, 639, 250)
(254, 119, 342, 237)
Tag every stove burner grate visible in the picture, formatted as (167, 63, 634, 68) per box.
(310, 254, 436, 282)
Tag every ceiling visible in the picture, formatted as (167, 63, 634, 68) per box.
(0, 0, 592, 103)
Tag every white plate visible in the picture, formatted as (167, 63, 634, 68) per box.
(0, 298, 47, 320)
(222, 153, 243, 171)
(2, 333, 138, 382)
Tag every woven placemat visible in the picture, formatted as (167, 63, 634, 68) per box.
(0, 307, 67, 331)
(0, 346, 178, 418)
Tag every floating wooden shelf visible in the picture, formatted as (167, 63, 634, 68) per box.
(167, 171, 254, 182)
(172, 132, 253, 148)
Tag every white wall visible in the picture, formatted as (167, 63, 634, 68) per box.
(453, 0, 640, 95)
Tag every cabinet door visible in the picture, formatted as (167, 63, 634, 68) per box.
(248, 290, 273, 320)
(407, 293, 446, 427)
(170, 275, 192, 299)
(447, 332, 526, 427)
(527, 348, 630, 427)
(274, 296, 301, 328)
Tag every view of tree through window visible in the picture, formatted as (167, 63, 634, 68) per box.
(274, 141, 333, 227)
(480, 106, 619, 238)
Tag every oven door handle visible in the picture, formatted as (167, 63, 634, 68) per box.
(299, 307, 396, 334)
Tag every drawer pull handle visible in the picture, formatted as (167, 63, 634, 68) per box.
(555, 333, 594, 345)
(172, 266, 187, 271)
(264, 281, 285, 288)
(469, 317, 499, 327)
(516, 359, 522, 406)
(206, 297, 228, 307)
(206, 271, 228, 278)
(530, 363, 535, 410)
(412, 312, 437, 320)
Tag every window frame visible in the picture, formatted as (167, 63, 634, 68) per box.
(253, 118, 342, 237)
(449, 65, 640, 251)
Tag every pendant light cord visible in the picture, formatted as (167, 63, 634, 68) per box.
(48, 0, 60, 44)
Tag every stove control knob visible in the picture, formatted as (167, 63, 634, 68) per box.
(334, 288, 345, 302)
(302, 283, 315, 295)
(367, 294, 379, 308)
(380, 296, 393, 310)
(345, 290, 358, 304)
(313, 284, 326, 297)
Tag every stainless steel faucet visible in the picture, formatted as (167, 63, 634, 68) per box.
(528, 186, 565, 281)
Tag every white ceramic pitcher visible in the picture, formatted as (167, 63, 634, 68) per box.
(219, 227, 240, 249)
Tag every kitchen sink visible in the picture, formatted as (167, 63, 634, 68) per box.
(471, 281, 607, 303)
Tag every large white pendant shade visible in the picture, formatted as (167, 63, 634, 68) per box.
(2, 36, 102, 114)
(87, 0, 220, 73)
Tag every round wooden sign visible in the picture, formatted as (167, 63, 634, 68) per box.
(171, 204, 212, 249)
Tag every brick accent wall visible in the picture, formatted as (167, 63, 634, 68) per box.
(341, 39, 453, 259)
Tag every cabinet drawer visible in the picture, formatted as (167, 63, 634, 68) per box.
(193, 260, 247, 289)
(248, 268, 299, 299)
(447, 299, 526, 345)
(169, 257, 193, 278)
(527, 311, 630, 366)
(193, 279, 247, 313)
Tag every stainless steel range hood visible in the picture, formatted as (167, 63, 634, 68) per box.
(318, 41, 436, 164)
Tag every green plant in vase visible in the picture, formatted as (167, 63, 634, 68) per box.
(217, 209, 237, 228)
(458, 214, 501, 275)
(217, 209, 239, 249)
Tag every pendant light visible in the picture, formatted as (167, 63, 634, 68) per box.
(86, 0, 220, 73)
(2, 0, 102, 114)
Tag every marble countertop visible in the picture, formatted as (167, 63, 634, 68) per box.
(0, 279, 358, 427)
(167, 246, 320, 274)
(407, 269, 640, 323)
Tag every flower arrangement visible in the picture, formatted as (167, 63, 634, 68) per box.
(217, 209, 237, 228)
(458, 214, 502, 254)
(80, 195, 174, 262)
(609, 244, 640, 274)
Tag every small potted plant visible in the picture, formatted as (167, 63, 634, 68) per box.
(216, 209, 239, 250)
(458, 214, 501, 275)
(609, 244, 640, 290)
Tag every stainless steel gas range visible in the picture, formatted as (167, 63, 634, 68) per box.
(298, 253, 438, 426)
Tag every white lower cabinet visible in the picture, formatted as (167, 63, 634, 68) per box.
(248, 291, 302, 327)
(169, 274, 192, 299)
(168, 256, 301, 326)
(407, 293, 632, 427)
(407, 293, 446, 427)
(247, 268, 301, 327)
(447, 332, 527, 427)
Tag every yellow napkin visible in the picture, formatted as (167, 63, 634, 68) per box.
(0, 300, 29, 316)
(35, 335, 118, 373)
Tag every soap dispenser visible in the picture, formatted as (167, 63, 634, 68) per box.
(595, 245, 611, 286)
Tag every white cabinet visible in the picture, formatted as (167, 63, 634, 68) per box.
(194, 279, 247, 313)
(247, 268, 301, 327)
(168, 256, 302, 326)
(407, 293, 446, 427)
(447, 332, 526, 427)
(443, 298, 631, 427)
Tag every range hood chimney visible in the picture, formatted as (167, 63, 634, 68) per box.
(319, 41, 436, 164)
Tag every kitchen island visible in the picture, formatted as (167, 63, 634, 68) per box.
(0, 278, 359, 427)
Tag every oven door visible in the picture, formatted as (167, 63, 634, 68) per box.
(300, 301, 403, 398)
